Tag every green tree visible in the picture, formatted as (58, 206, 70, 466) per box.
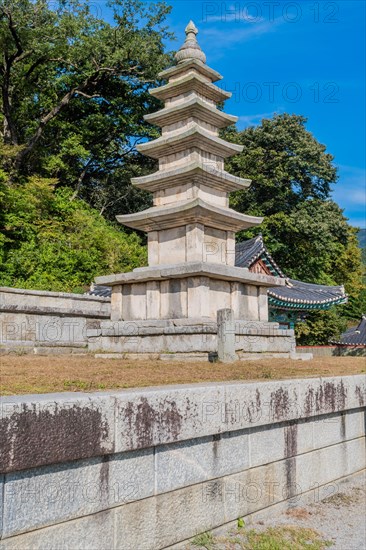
(225, 113, 337, 216)
(295, 309, 348, 346)
(0, 0, 171, 217)
(0, 143, 146, 292)
(225, 114, 364, 343)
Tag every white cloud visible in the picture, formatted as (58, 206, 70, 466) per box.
(200, 17, 284, 51)
(236, 111, 279, 128)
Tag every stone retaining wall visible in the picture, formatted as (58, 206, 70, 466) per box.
(88, 319, 295, 357)
(0, 374, 365, 549)
(297, 345, 366, 357)
(0, 286, 110, 353)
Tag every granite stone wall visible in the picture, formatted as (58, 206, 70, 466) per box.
(0, 286, 110, 353)
(0, 375, 365, 549)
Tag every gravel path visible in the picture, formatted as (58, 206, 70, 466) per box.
(250, 472, 366, 550)
(187, 471, 366, 549)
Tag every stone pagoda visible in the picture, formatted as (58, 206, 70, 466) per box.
(91, 22, 295, 358)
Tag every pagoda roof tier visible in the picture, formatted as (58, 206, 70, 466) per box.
(116, 198, 262, 233)
(144, 96, 237, 128)
(95, 261, 285, 289)
(149, 72, 231, 103)
(136, 124, 243, 159)
(158, 59, 222, 83)
(131, 161, 251, 193)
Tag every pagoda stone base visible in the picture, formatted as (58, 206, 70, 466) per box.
(87, 319, 296, 357)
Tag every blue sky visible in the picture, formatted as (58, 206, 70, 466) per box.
(102, 0, 366, 227)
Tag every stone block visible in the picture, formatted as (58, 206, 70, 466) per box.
(294, 418, 314, 454)
(217, 308, 237, 362)
(160, 279, 187, 319)
(122, 283, 147, 321)
(296, 437, 365, 493)
(155, 478, 224, 549)
(155, 430, 249, 494)
(223, 459, 288, 522)
(158, 226, 186, 265)
(221, 380, 300, 432)
(110, 285, 122, 321)
(115, 384, 226, 452)
(344, 408, 366, 440)
(0, 393, 115, 474)
(0, 508, 114, 550)
(298, 376, 366, 417)
(2, 448, 154, 538)
(249, 423, 285, 467)
(0, 475, 4, 539)
(146, 281, 160, 319)
(114, 495, 157, 550)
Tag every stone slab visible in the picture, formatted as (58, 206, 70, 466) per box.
(113, 375, 365, 453)
(0, 475, 3, 539)
(155, 430, 250, 494)
(158, 58, 223, 82)
(0, 508, 114, 550)
(95, 260, 285, 288)
(115, 384, 226, 453)
(0, 393, 115, 474)
(2, 448, 154, 538)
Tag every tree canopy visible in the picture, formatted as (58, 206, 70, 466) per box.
(0, 0, 169, 216)
(225, 114, 338, 216)
(224, 114, 364, 343)
(0, 146, 146, 292)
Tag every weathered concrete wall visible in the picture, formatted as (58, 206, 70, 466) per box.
(0, 286, 110, 353)
(298, 345, 366, 357)
(0, 375, 365, 549)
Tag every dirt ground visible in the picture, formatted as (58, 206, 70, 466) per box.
(0, 354, 365, 395)
(186, 472, 366, 550)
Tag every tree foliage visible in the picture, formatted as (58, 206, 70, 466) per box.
(0, 144, 146, 292)
(0, 0, 170, 217)
(225, 114, 337, 216)
(225, 114, 364, 342)
(295, 309, 348, 346)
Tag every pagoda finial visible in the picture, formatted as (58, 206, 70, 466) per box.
(175, 20, 206, 64)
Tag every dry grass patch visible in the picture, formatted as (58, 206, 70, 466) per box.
(191, 525, 332, 549)
(0, 355, 364, 396)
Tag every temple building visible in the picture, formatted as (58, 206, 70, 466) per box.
(331, 315, 366, 350)
(235, 235, 348, 329)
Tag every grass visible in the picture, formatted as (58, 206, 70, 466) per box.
(191, 526, 332, 550)
(0, 355, 364, 396)
(240, 526, 333, 550)
(321, 492, 358, 507)
(192, 531, 215, 549)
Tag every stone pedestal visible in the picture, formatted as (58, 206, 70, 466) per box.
(91, 21, 295, 358)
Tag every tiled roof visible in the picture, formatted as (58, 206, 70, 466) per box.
(87, 283, 112, 298)
(235, 235, 285, 277)
(235, 236, 347, 309)
(331, 315, 366, 346)
(268, 279, 347, 309)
